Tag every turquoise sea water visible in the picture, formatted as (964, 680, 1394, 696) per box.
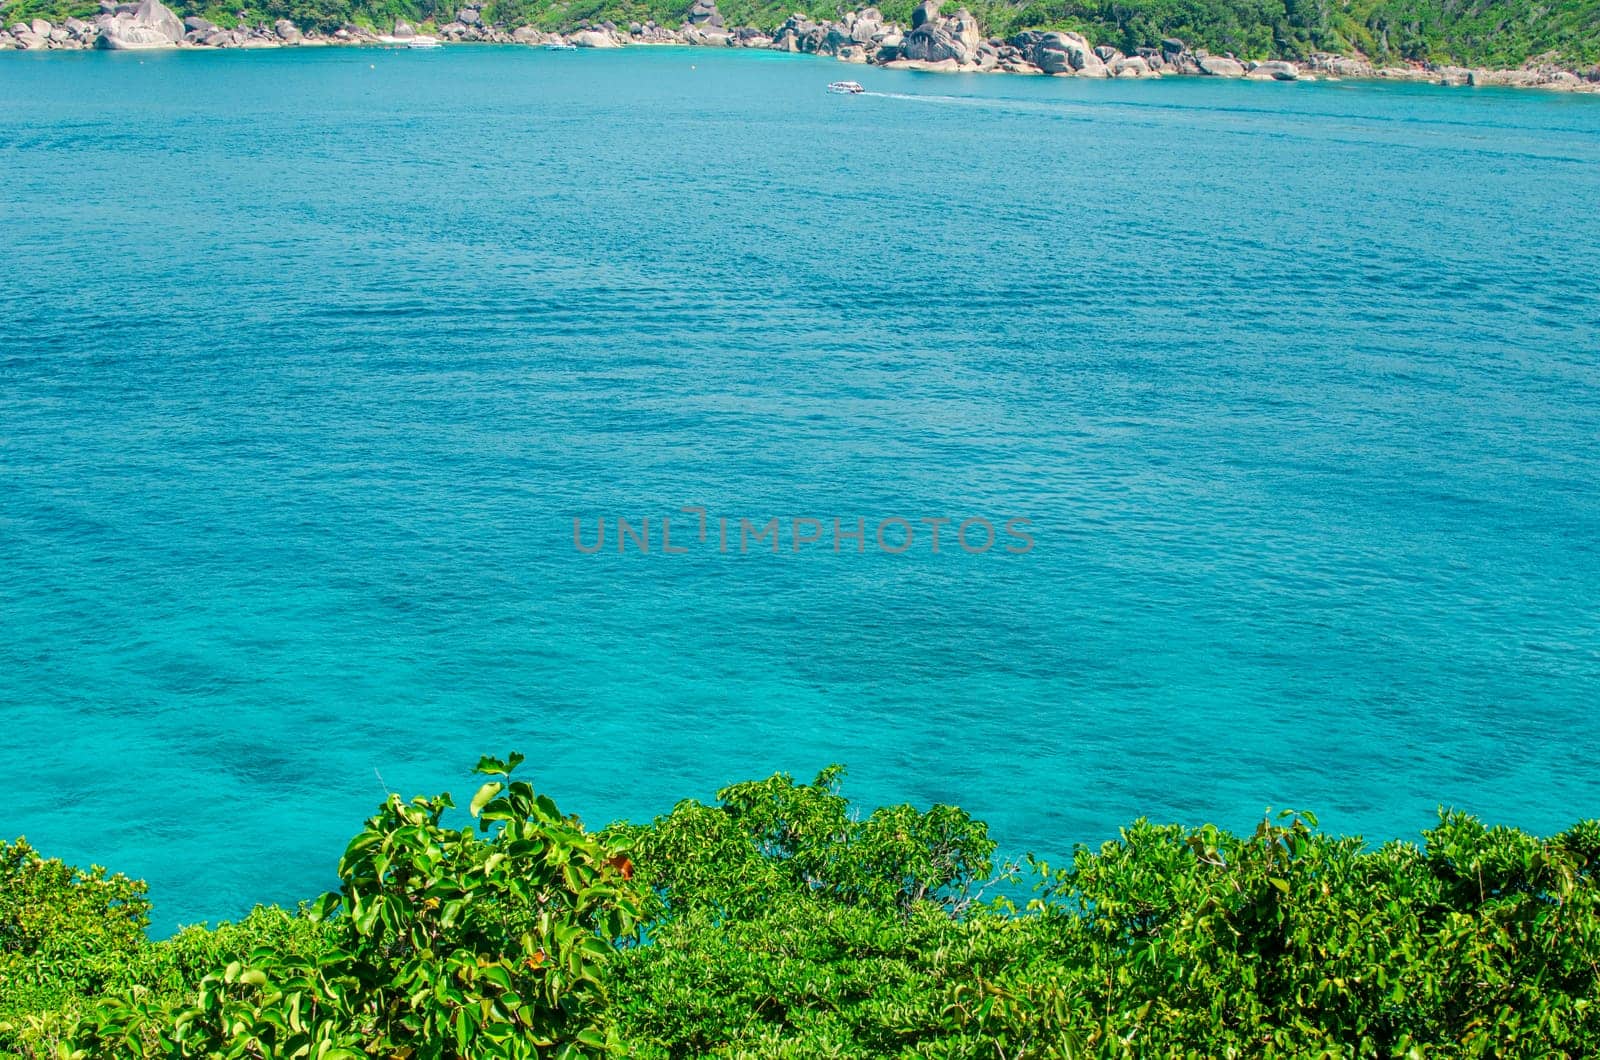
(1, 47, 1598, 931)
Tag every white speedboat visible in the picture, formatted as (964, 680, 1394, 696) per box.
(407, 36, 441, 48)
(544, 41, 577, 50)
(827, 80, 864, 94)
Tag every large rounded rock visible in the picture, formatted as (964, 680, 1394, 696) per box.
(131, 0, 180, 38)
(1323, 56, 1373, 77)
(97, 22, 169, 47)
(1247, 59, 1298, 80)
(570, 28, 619, 46)
(949, 7, 979, 49)
(686, 0, 724, 27)
(96, 0, 183, 48)
(1026, 30, 1102, 74)
(1197, 54, 1245, 77)
(848, 10, 882, 44)
(274, 18, 300, 41)
(1064, 36, 1103, 72)
(392, 17, 415, 38)
(898, 23, 967, 63)
(1034, 46, 1070, 73)
(911, 0, 941, 29)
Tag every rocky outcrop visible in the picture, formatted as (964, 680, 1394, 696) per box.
(437, 4, 507, 41)
(679, 0, 731, 44)
(627, 20, 682, 43)
(1455, 64, 1587, 88)
(1196, 53, 1245, 77)
(1111, 55, 1157, 78)
(1301, 54, 1372, 78)
(847, 8, 885, 44)
(5, 22, 39, 49)
(392, 18, 416, 39)
(880, 1, 990, 69)
(769, 8, 890, 59)
(1155, 38, 1200, 74)
(686, 0, 723, 30)
(95, 0, 182, 49)
(771, 15, 822, 53)
(570, 27, 621, 47)
(1011, 30, 1105, 76)
(1247, 59, 1298, 80)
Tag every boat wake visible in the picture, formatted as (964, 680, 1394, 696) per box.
(854, 91, 1099, 117)
(860, 91, 988, 105)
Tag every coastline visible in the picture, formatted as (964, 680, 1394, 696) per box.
(4, 0, 1598, 95)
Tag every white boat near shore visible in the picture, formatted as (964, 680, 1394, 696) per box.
(827, 80, 864, 94)
(407, 36, 441, 48)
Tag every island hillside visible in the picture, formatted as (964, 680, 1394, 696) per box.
(3, 0, 1598, 78)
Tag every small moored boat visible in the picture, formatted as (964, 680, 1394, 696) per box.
(827, 80, 865, 94)
(407, 36, 441, 48)
(544, 41, 577, 50)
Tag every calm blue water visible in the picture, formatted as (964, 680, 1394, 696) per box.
(1, 46, 1598, 931)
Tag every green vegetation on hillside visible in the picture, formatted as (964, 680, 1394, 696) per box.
(4, 0, 1598, 66)
(4, 754, 1599, 1057)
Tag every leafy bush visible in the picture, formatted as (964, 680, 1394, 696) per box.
(4, 758, 1599, 1058)
(0, 839, 152, 1058)
(609, 767, 1002, 921)
(613, 801, 1600, 1056)
(5, 754, 644, 1060)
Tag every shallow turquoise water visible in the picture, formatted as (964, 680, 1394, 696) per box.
(1, 46, 1598, 931)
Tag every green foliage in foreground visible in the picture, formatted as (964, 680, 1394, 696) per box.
(3, 0, 1598, 66)
(3, 758, 1600, 1058)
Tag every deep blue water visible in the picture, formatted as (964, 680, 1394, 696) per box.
(1, 46, 1598, 932)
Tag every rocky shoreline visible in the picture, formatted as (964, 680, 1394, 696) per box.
(5, 0, 1597, 94)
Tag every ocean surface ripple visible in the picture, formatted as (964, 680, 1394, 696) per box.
(1, 47, 1597, 930)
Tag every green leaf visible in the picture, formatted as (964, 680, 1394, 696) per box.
(474, 753, 526, 778)
(469, 782, 504, 819)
